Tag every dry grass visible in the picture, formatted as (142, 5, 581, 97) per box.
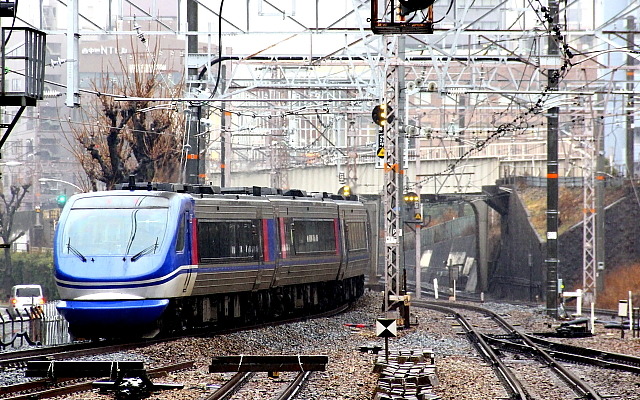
(519, 186, 627, 237)
(598, 263, 640, 309)
(518, 184, 634, 309)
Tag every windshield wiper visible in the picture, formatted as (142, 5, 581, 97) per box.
(67, 238, 87, 262)
(131, 238, 159, 262)
(125, 210, 139, 255)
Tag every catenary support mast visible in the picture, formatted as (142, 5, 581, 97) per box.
(383, 35, 402, 313)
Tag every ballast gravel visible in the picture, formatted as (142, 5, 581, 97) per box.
(21, 291, 640, 400)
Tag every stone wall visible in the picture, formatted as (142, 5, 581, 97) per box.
(492, 187, 640, 301)
(558, 194, 640, 291)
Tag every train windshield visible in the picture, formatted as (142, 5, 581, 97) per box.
(61, 196, 169, 257)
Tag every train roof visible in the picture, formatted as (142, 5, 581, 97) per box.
(113, 181, 361, 202)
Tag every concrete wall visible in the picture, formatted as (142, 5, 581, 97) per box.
(490, 187, 640, 302)
(399, 215, 479, 293)
(209, 157, 501, 196)
(491, 185, 546, 301)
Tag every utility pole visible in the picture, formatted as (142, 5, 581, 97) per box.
(545, 0, 560, 318)
(415, 137, 422, 299)
(626, 16, 636, 178)
(66, 0, 79, 108)
(186, 0, 202, 185)
(346, 115, 359, 192)
(595, 96, 606, 295)
(220, 65, 227, 187)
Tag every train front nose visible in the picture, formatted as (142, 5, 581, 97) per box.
(56, 298, 169, 339)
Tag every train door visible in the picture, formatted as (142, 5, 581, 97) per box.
(271, 212, 290, 287)
(252, 218, 267, 290)
(178, 210, 194, 294)
(336, 210, 348, 280)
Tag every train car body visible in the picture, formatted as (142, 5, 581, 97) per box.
(53, 184, 370, 338)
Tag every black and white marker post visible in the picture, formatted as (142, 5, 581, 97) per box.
(376, 318, 398, 363)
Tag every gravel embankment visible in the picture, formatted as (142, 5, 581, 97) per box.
(33, 292, 640, 399)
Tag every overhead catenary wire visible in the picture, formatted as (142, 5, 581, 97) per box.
(5, 0, 636, 191)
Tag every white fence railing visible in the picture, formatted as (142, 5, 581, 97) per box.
(0, 301, 70, 350)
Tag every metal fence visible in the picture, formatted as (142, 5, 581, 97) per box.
(0, 301, 70, 350)
(496, 175, 626, 188)
(420, 215, 476, 245)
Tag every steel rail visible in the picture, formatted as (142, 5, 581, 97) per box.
(525, 334, 640, 373)
(0, 361, 194, 400)
(274, 371, 311, 400)
(204, 372, 255, 400)
(417, 300, 604, 400)
(0, 301, 350, 368)
(484, 334, 640, 374)
(416, 302, 529, 400)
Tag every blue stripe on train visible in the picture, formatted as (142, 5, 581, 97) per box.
(56, 253, 369, 290)
(56, 299, 169, 326)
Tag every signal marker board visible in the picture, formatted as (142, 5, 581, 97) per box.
(376, 318, 397, 338)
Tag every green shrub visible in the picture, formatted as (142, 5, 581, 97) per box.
(9, 252, 58, 300)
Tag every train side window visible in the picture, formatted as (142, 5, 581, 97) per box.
(176, 213, 186, 252)
(197, 219, 261, 263)
(292, 219, 336, 254)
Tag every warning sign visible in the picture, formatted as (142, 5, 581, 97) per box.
(376, 318, 397, 338)
(377, 128, 384, 158)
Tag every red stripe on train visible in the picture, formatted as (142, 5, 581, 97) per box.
(262, 219, 270, 262)
(334, 218, 340, 255)
(191, 217, 199, 265)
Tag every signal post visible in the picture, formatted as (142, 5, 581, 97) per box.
(371, 1, 436, 326)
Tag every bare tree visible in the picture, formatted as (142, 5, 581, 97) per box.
(0, 184, 30, 293)
(71, 38, 185, 189)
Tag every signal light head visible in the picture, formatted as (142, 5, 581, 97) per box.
(56, 194, 67, 208)
(399, 0, 436, 13)
(338, 185, 352, 198)
(372, 104, 395, 127)
(403, 192, 419, 202)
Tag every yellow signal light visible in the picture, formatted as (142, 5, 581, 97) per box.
(338, 185, 351, 197)
(403, 192, 419, 202)
(372, 104, 395, 127)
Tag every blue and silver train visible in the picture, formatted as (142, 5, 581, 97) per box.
(53, 183, 371, 338)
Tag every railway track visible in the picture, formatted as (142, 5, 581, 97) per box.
(484, 333, 640, 374)
(204, 371, 311, 400)
(205, 355, 324, 400)
(414, 299, 606, 400)
(0, 361, 193, 400)
(0, 301, 350, 362)
(0, 302, 349, 400)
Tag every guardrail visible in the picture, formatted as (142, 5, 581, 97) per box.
(0, 301, 70, 350)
